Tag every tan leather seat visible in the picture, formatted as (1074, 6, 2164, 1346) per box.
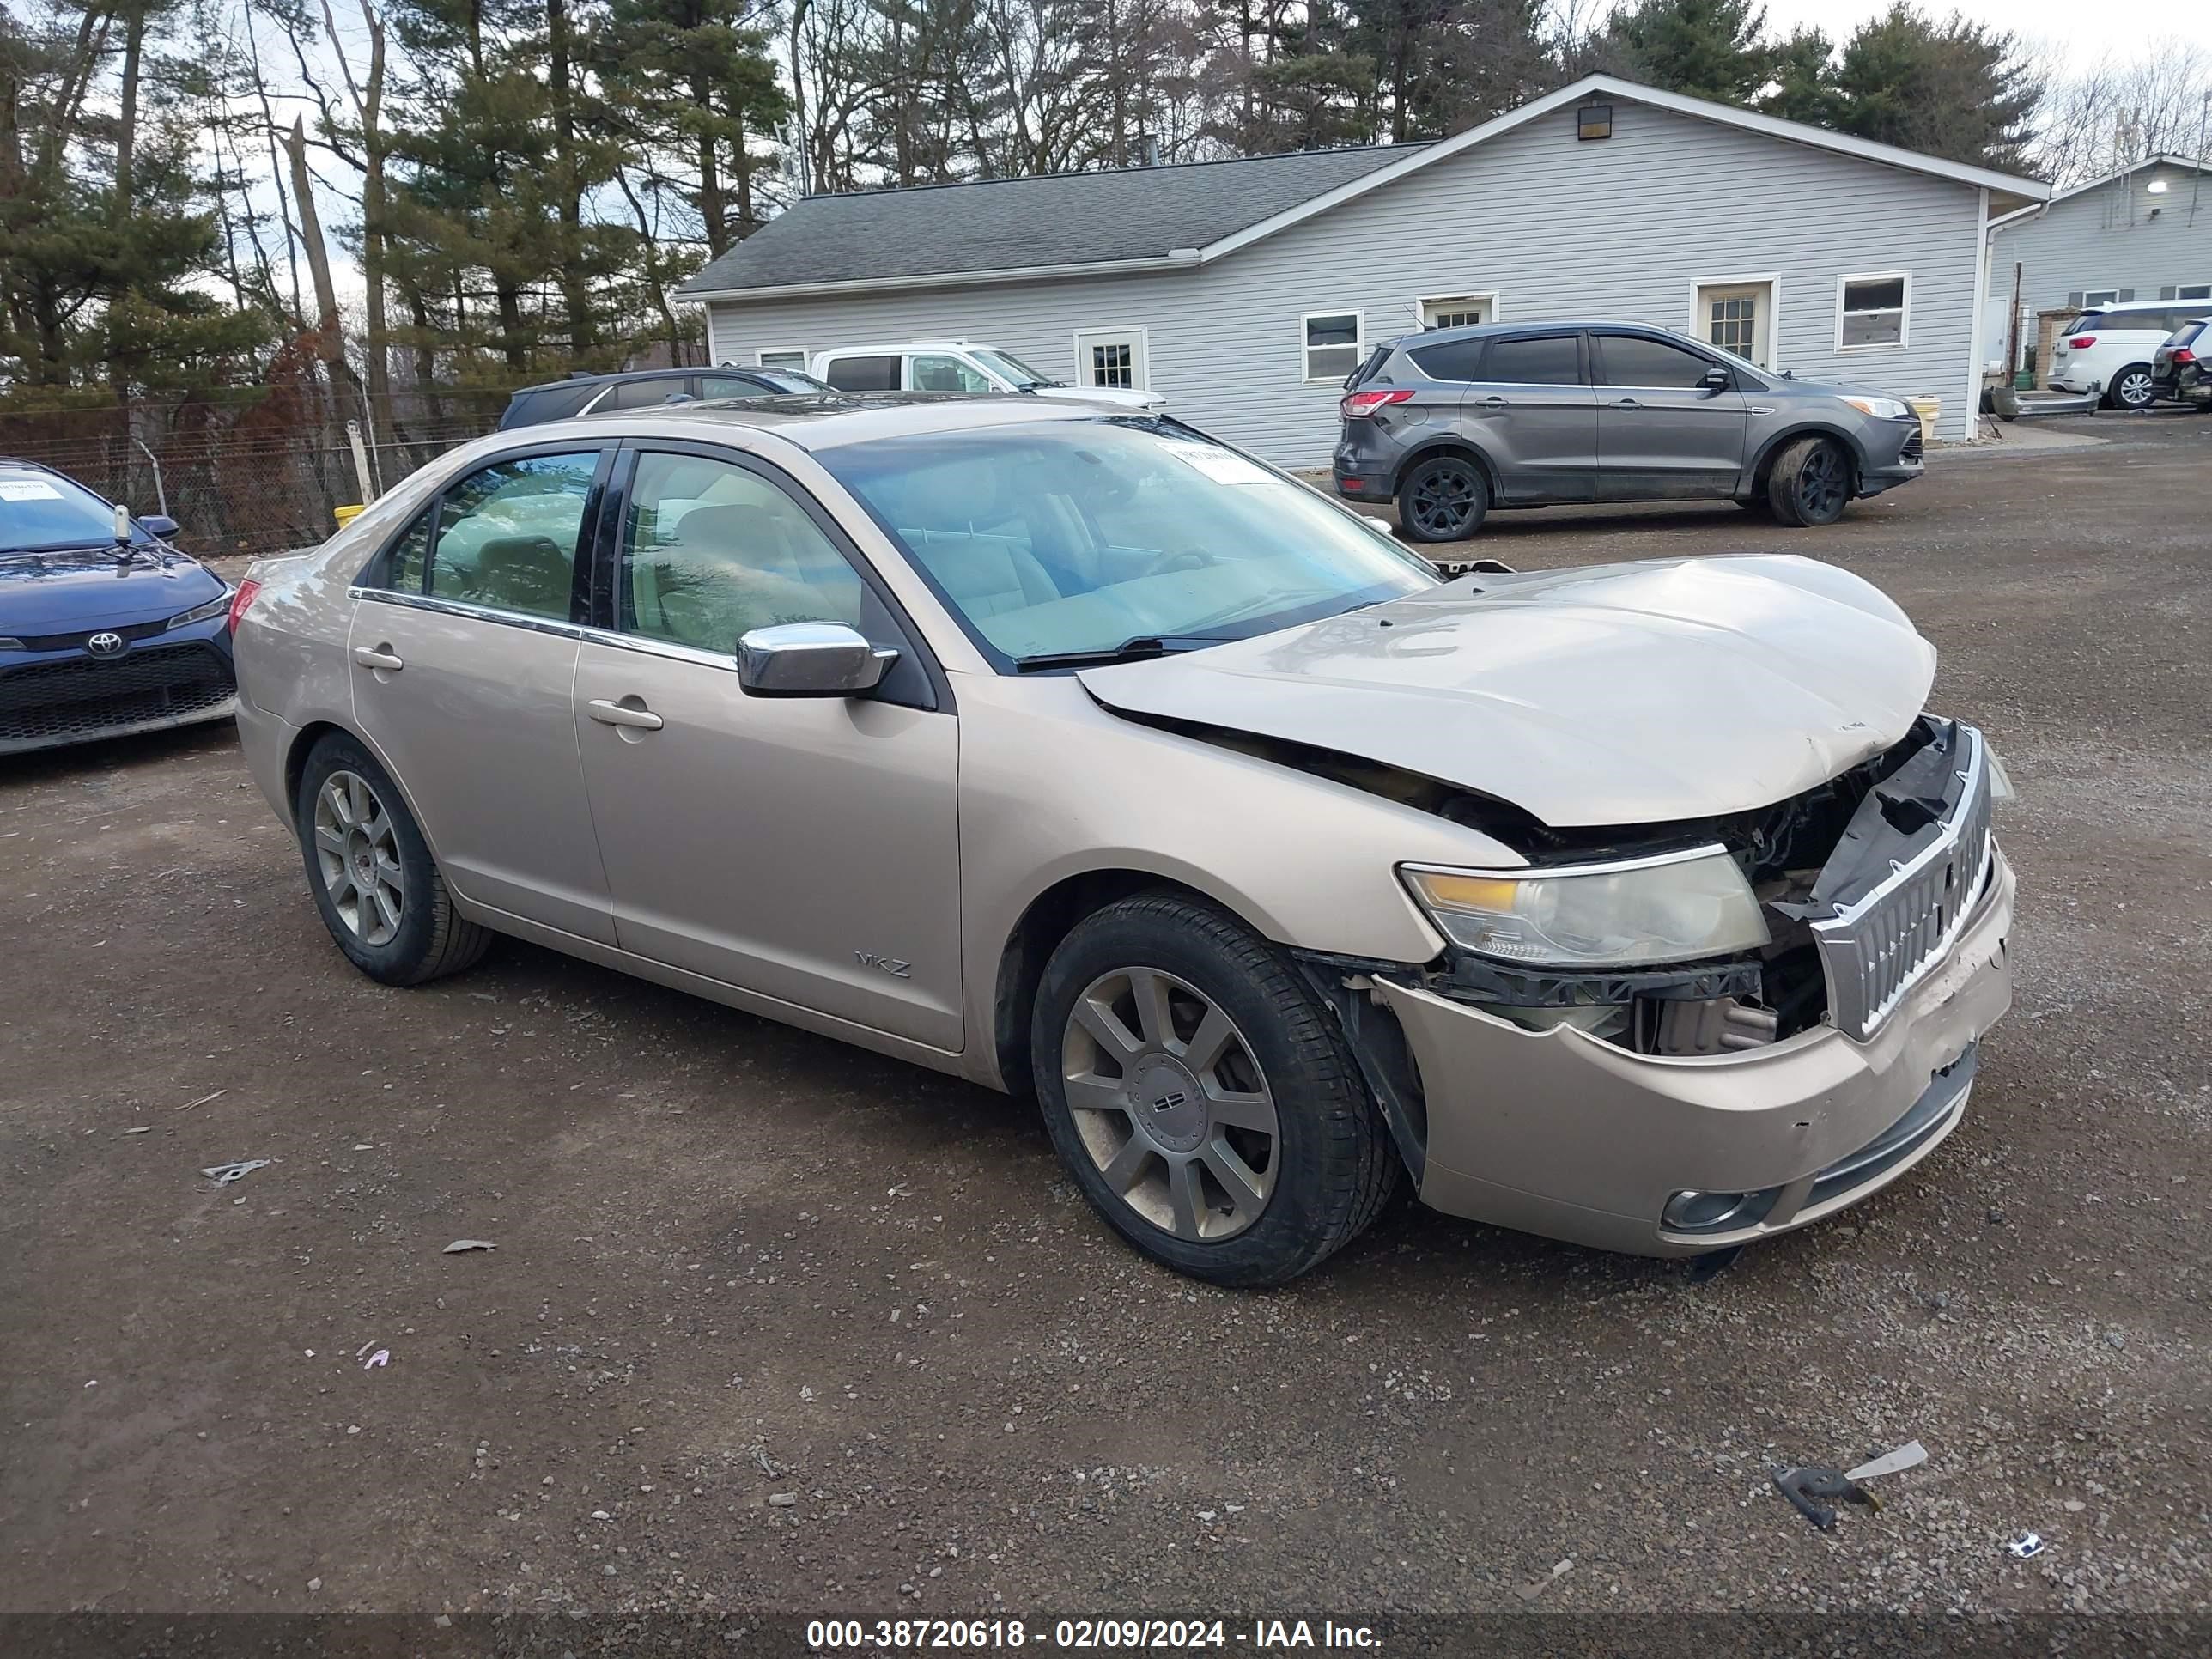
(470, 534, 573, 616)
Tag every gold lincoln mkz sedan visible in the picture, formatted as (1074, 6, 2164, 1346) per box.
(231, 395, 2014, 1285)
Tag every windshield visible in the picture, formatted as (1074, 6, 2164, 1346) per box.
(818, 420, 1439, 667)
(0, 466, 144, 554)
(970, 348, 1058, 388)
(751, 368, 832, 392)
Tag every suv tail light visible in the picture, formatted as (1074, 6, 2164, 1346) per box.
(2173, 348, 2197, 364)
(1340, 388, 1414, 419)
(2066, 335, 2097, 349)
(226, 577, 262, 635)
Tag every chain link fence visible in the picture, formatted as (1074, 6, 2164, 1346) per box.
(0, 384, 513, 562)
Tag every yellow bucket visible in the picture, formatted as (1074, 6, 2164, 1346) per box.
(333, 503, 365, 530)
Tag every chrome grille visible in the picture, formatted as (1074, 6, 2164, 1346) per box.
(1810, 726, 1994, 1041)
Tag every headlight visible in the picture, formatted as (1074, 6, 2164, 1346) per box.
(166, 587, 234, 630)
(1841, 395, 1912, 421)
(1402, 846, 1770, 969)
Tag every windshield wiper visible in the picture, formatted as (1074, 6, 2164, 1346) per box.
(1012, 635, 1223, 672)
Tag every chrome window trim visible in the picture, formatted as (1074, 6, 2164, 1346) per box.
(1402, 842, 1731, 882)
(349, 585, 768, 672)
(349, 586, 586, 641)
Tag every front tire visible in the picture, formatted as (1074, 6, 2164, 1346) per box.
(1395, 454, 1489, 543)
(295, 733, 491, 986)
(2106, 364, 2155, 410)
(1030, 892, 1399, 1286)
(1765, 435, 1852, 527)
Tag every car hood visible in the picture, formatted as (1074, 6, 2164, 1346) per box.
(0, 547, 223, 632)
(1077, 555, 1936, 829)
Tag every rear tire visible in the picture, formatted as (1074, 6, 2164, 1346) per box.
(1395, 454, 1489, 543)
(1765, 436, 1852, 527)
(2105, 364, 2155, 410)
(295, 733, 491, 987)
(1030, 891, 1399, 1286)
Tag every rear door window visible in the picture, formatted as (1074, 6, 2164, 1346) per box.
(606, 377, 694, 410)
(1481, 334, 1583, 386)
(1407, 339, 1487, 382)
(823, 355, 902, 392)
(424, 453, 600, 621)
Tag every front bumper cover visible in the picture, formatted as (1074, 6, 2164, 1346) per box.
(1379, 848, 2014, 1255)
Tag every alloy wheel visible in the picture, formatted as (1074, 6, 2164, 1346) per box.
(1798, 444, 1846, 520)
(313, 769, 404, 947)
(2115, 369, 2154, 410)
(1060, 967, 1279, 1243)
(1409, 464, 1480, 537)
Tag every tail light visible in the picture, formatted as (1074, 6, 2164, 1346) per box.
(2174, 349, 2197, 364)
(2067, 335, 2097, 349)
(1340, 388, 1414, 419)
(226, 577, 262, 634)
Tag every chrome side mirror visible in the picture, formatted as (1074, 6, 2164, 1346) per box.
(736, 621, 896, 698)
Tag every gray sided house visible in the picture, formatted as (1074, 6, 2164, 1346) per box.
(1984, 155, 2212, 367)
(681, 75, 2045, 453)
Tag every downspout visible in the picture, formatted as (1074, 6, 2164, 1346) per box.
(1966, 187, 1992, 441)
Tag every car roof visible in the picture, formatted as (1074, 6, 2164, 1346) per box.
(1385, 319, 1710, 349)
(816, 342, 986, 356)
(509, 366, 732, 398)
(2079, 302, 2191, 318)
(513, 391, 1113, 453)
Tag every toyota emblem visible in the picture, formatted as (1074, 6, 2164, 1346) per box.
(86, 631, 126, 658)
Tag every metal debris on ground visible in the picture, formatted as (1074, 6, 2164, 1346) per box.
(1845, 1441, 1929, 1482)
(442, 1238, 496, 1254)
(201, 1159, 271, 1185)
(121, 1127, 154, 1136)
(1771, 1464, 1879, 1529)
(177, 1090, 228, 1112)
(1515, 1559, 1574, 1601)
(2008, 1532, 2046, 1559)
(361, 1349, 389, 1370)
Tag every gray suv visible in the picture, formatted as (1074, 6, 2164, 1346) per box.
(1332, 322, 1925, 541)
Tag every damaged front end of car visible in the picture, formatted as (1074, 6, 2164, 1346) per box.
(1292, 714, 2014, 1255)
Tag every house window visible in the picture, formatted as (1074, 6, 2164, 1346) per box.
(1837, 273, 1910, 349)
(2081, 289, 2120, 307)
(2179, 283, 2212, 302)
(1420, 294, 1495, 330)
(1302, 312, 1364, 382)
(757, 349, 807, 370)
(1694, 277, 1775, 367)
(1073, 327, 1149, 391)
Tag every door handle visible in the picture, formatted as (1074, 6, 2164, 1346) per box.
(1478, 395, 1507, 412)
(587, 697, 664, 732)
(1611, 397, 1641, 410)
(352, 644, 404, 672)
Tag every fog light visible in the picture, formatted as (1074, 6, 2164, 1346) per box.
(1662, 1187, 1782, 1233)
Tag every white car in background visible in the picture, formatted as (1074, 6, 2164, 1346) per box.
(2048, 300, 2212, 410)
(811, 341, 1165, 412)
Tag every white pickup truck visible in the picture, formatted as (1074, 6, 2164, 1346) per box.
(810, 341, 1164, 412)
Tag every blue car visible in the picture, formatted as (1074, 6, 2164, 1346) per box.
(1, 459, 238, 755)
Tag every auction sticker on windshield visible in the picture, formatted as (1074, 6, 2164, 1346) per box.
(0, 478, 64, 501)
(1156, 438, 1275, 488)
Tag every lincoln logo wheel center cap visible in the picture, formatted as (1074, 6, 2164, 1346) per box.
(1128, 1055, 1207, 1153)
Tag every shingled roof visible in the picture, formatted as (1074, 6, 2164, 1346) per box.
(676, 144, 1427, 299)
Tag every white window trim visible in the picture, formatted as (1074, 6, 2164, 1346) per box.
(1687, 273, 1782, 372)
(1835, 270, 1912, 352)
(755, 347, 808, 369)
(1300, 310, 1364, 384)
(2172, 282, 2210, 301)
(2081, 288, 2121, 307)
(1415, 290, 1502, 329)
(1069, 325, 1152, 392)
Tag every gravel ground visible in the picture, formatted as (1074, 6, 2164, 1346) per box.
(3, 413, 2209, 1626)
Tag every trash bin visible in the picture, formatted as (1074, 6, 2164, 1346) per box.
(1906, 397, 1941, 445)
(332, 504, 365, 531)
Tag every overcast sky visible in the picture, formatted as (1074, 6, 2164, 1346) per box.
(1755, 0, 2203, 57)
